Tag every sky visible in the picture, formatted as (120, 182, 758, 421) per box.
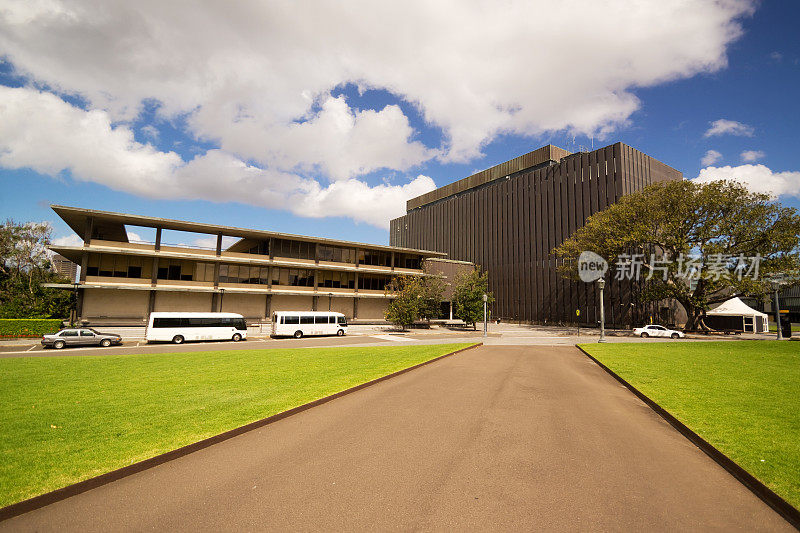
(0, 0, 798, 249)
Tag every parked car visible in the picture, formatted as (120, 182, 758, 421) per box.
(633, 324, 685, 339)
(42, 328, 123, 349)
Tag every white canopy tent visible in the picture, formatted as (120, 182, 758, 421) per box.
(706, 297, 769, 333)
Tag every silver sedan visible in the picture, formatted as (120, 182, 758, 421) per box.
(42, 328, 123, 349)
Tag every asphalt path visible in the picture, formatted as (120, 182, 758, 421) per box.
(2, 345, 791, 531)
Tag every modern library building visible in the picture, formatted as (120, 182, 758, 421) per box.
(46, 205, 463, 324)
(390, 142, 683, 327)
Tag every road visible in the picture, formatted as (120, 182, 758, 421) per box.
(2, 345, 791, 531)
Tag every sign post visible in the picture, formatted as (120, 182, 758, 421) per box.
(483, 293, 488, 337)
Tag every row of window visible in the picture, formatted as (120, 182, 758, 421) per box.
(84, 253, 396, 289)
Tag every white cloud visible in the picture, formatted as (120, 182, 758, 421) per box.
(193, 235, 239, 250)
(704, 119, 755, 137)
(0, 0, 754, 167)
(0, 86, 433, 228)
(52, 234, 83, 247)
(740, 150, 765, 162)
(694, 164, 800, 198)
(701, 149, 723, 166)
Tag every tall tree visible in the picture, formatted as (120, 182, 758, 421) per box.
(0, 220, 74, 319)
(553, 180, 800, 330)
(452, 269, 493, 329)
(384, 274, 445, 330)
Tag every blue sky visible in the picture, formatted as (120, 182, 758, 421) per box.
(0, 0, 798, 248)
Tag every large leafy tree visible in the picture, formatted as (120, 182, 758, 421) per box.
(384, 274, 444, 330)
(554, 180, 800, 330)
(0, 220, 74, 319)
(452, 269, 494, 329)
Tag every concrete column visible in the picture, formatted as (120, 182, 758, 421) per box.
(265, 294, 272, 319)
(449, 301, 453, 320)
(83, 216, 93, 245)
(211, 292, 218, 312)
(312, 295, 318, 311)
(79, 252, 88, 282)
(269, 237, 275, 260)
(75, 287, 85, 320)
(390, 251, 395, 270)
(353, 297, 358, 319)
(148, 290, 156, 315)
(151, 257, 159, 287)
(154, 227, 162, 251)
(215, 233, 222, 256)
(213, 263, 220, 288)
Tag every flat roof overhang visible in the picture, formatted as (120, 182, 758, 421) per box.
(52, 205, 446, 257)
(42, 283, 398, 298)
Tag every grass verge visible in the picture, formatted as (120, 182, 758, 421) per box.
(0, 343, 474, 507)
(580, 341, 800, 509)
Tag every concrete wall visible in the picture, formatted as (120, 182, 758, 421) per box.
(82, 289, 149, 320)
(358, 298, 389, 320)
(219, 293, 266, 319)
(155, 291, 213, 313)
(270, 295, 315, 314)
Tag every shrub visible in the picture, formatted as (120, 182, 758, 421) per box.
(0, 319, 63, 338)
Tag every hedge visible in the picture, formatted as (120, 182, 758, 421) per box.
(0, 319, 64, 338)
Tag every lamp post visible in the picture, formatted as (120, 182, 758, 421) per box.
(773, 285, 783, 341)
(483, 293, 488, 337)
(219, 288, 225, 312)
(72, 282, 79, 326)
(597, 278, 606, 343)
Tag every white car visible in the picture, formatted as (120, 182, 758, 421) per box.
(633, 325, 685, 339)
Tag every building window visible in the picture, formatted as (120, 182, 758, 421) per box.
(358, 275, 389, 291)
(318, 245, 356, 264)
(358, 250, 389, 266)
(86, 253, 148, 279)
(319, 270, 355, 289)
(272, 239, 315, 260)
(396, 253, 421, 269)
(272, 267, 315, 287)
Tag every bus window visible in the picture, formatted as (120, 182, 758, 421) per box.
(300, 316, 314, 324)
(285, 316, 300, 324)
(328, 315, 336, 324)
(314, 315, 328, 324)
(337, 316, 347, 326)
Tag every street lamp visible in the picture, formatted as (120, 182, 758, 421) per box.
(772, 281, 784, 341)
(482, 293, 488, 337)
(219, 288, 225, 312)
(72, 282, 79, 326)
(597, 278, 606, 343)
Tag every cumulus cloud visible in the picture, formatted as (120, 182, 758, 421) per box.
(740, 150, 765, 162)
(0, 86, 432, 227)
(694, 164, 800, 198)
(0, 0, 755, 223)
(52, 234, 83, 247)
(0, 0, 754, 163)
(701, 149, 723, 166)
(704, 118, 755, 137)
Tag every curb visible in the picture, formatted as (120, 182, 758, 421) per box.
(0, 342, 483, 522)
(575, 345, 800, 530)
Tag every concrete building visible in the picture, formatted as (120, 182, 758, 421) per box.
(51, 253, 78, 282)
(46, 205, 452, 325)
(390, 142, 683, 327)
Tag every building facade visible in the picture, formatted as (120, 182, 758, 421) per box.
(47, 205, 448, 324)
(390, 142, 683, 327)
(51, 253, 78, 282)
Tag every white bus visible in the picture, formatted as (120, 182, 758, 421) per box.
(146, 312, 248, 344)
(271, 311, 347, 338)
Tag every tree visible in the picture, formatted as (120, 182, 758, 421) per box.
(384, 276, 424, 330)
(0, 219, 74, 319)
(553, 180, 800, 330)
(452, 269, 493, 329)
(384, 274, 445, 330)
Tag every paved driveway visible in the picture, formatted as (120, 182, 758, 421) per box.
(2, 346, 791, 531)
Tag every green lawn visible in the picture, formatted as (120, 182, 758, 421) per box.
(580, 341, 800, 508)
(0, 343, 473, 508)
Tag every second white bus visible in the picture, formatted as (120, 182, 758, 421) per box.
(146, 312, 248, 344)
(271, 311, 347, 338)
